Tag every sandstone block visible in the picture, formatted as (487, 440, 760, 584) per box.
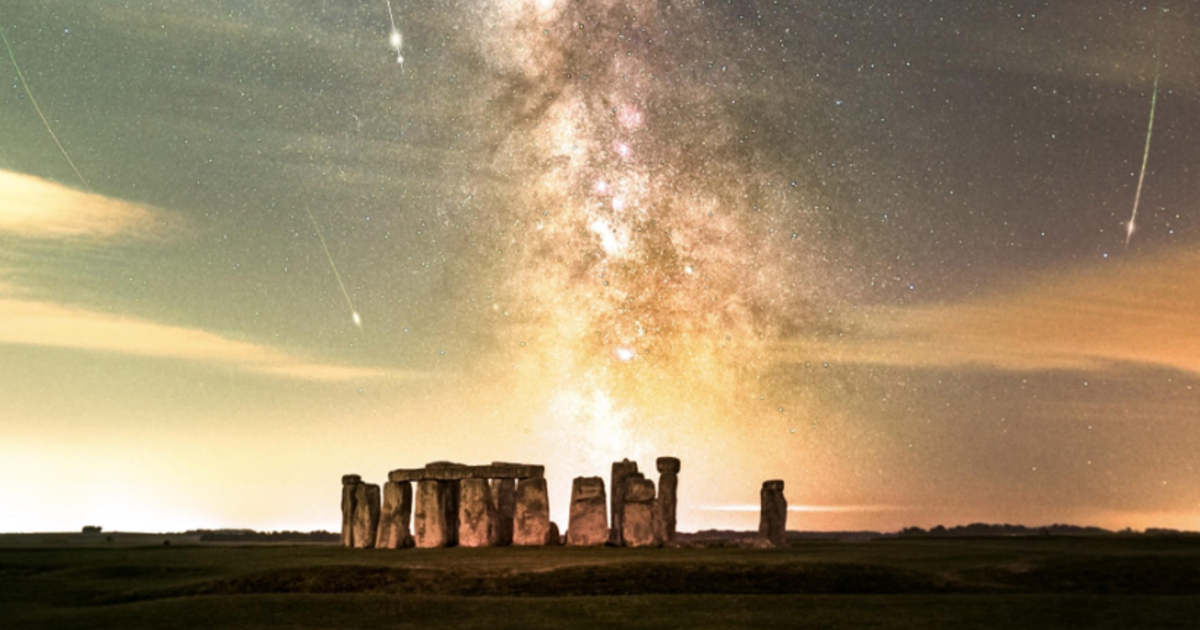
(758, 479, 788, 547)
(342, 474, 362, 485)
(387, 468, 427, 483)
(567, 477, 608, 546)
(622, 477, 658, 547)
(490, 478, 516, 546)
(547, 521, 562, 546)
(341, 480, 357, 547)
(425, 461, 473, 481)
(656, 457, 681, 474)
(513, 478, 551, 546)
(414, 479, 460, 547)
(655, 456, 680, 543)
(458, 478, 495, 547)
(610, 459, 639, 544)
(376, 481, 414, 550)
(352, 483, 381, 549)
(476, 462, 545, 480)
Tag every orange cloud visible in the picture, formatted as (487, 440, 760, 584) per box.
(0, 298, 410, 382)
(800, 247, 1200, 376)
(0, 170, 177, 240)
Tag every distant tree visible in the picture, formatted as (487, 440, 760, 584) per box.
(81, 525, 102, 534)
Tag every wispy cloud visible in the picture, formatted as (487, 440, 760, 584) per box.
(799, 248, 1200, 376)
(0, 298, 408, 382)
(0, 170, 178, 241)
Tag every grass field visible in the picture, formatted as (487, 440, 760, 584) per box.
(4, 535, 1200, 628)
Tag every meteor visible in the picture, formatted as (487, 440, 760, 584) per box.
(1, 24, 89, 190)
(1125, 0, 1165, 248)
(304, 206, 362, 331)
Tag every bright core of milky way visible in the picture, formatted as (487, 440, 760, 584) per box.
(471, 0, 841, 474)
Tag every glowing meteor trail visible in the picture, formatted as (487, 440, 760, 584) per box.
(304, 206, 361, 331)
(1, 25, 89, 190)
(383, 0, 404, 71)
(1125, 1, 1165, 248)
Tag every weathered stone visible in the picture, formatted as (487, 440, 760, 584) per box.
(490, 478, 516, 546)
(414, 479, 460, 547)
(376, 481, 414, 549)
(425, 461, 473, 481)
(610, 459, 639, 544)
(654, 457, 680, 544)
(387, 468, 427, 483)
(547, 521, 562, 546)
(513, 478, 551, 546)
(458, 478, 495, 547)
(758, 479, 788, 547)
(341, 479, 357, 547)
(622, 477, 658, 547)
(342, 474, 362, 485)
(567, 477, 608, 546)
(476, 462, 545, 480)
(352, 483, 381, 549)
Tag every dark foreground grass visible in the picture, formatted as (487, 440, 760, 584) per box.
(4, 536, 1200, 628)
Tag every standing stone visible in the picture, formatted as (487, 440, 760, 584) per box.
(341, 474, 361, 547)
(458, 478, 495, 547)
(610, 459, 639, 545)
(758, 480, 788, 547)
(490, 478, 516, 546)
(622, 477, 658, 547)
(376, 481, 414, 549)
(352, 483, 381, 549)
(547, 521, 562, 546)
(513, 478, 552, 545)
(414, 479, 460, 548)
(654, 457, 681, 544)
(567, 477, 608, 546)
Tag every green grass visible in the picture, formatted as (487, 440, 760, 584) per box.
(4, 537, 1200, 628)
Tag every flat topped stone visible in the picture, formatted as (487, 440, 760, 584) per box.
(656, 457, 681, 474)
(425, 462, 473, 480)
(762, 480, 784, 491)
(388, 468, 428, 482)
(342, 474, 362, 485)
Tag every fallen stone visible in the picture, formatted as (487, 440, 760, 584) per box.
(376, 481, 414, 549)
(490, 478, 516, 546)
(567, 477, 608, 546)
(352, 483, 381, 549)
(610, 459, 639, 545)
(458, 478, 495, 547)
(513, 478, 551, 546)
(758, 479, 787, 547)
(414, 479, 460, 547)
(622, 477, 658, 547)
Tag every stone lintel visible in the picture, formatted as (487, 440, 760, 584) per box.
(762, 479, 785, 492)
(389, 462, 545, 482)
(342, 474, 363, 485)
(388, 468, 428, 482)
(656, 457, 681, 474)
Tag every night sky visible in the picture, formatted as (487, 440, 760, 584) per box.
(3, 0, 1200, 534)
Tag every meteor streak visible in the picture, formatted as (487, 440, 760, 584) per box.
(383, 0, 404, 71)
(1, 25, 89, 190)
(304, 206, 361, 331)
(1125, 1, 1165, 248)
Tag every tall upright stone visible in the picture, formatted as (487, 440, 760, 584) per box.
(566, 477, 608, 546)
(654, 457, 680, 544)
(622, 476, 658, 547)
(610, 459, 639, 545)
(352, 483, 381, 549)
(377, 480, 414, 549)
(341, 474, 361, 547)
(758, 479, 788, 547)
(414, 479, 459, 548)
(513, 478, 552, 546)
(458, 478, 495, 548)
(490, 478, 516, 546)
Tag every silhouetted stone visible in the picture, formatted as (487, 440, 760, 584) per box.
(387, 468, 427, 483)
(513, 478, 551, 545)
(567, 476, 608, 546)
(547, 521, 562, 546)
(458, 478, 495, 547)
(376, 481, 414, 549)
(758, 479, 787, 547)
(342, 474, 362, 485)
(610, 459, 639, 544)
(654, 457, 680, 543)
(414, 479, 460, 547)
(490, 478, 516, 546)
(622, 477, 658, 547)
(341, 475, 361, 547)
(352, 483, 381, 548)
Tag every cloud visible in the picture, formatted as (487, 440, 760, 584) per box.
(0, 170, 177, 241)
(0, 298, 409, 381)
(800, 247, 1200, 376)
